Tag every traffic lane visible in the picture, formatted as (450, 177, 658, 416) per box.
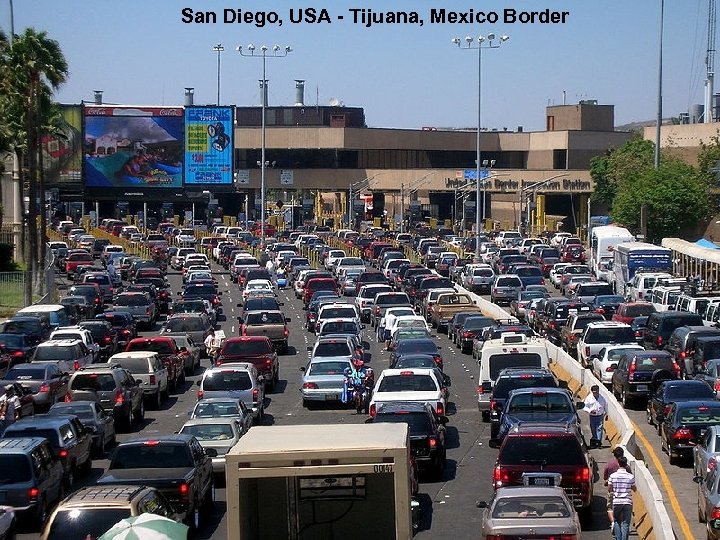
(619, 398, 702, 539)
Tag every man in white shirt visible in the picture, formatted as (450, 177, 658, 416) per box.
(583, 384, 608, 449)
(608, 455, 636, 540)
(204, 329, 219, 366)
(0, 385, 19, 435)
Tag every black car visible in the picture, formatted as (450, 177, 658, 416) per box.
(544, 301, 592, 344)
(646, 379, 716, 431)
(660, 400, 720, 464)
(590, 295, 625, 320)
(611, 350, 681, 408)
(457, 316, 496, 354)
(59, 296, 95, 323)
(78, 320, 118, 360)
(367, 401, 447, 479)
(67, 284, 104, 314)
(305, 295, 342, 332)
(631, 316, 649, 344)
(643, 311, 705, 350)
(95, 311, 137, 347)
(488, 367, 560, 439)
(47, 401, 116, 457)
(447, 311, 484, 345)
(0, 316, 50, 346)
(135, 277, 172, 313)
(241, 296, 284, 316)
(0, 333, 37, 365)
(390, 338, 443, 370)
(664, 326, 720, 378)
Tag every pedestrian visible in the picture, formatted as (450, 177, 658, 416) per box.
(584, 384, 608, 448)
(204, 329, 219, 366)
(608, 455, 636, 540)
(0, 384, 19, 436)
(604, 447, 627, 529)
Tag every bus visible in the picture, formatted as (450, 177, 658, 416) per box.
(612, 242, 673, 296)
(590, 225, 634, 281)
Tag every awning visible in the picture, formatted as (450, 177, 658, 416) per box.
(696, 238, 719, 249)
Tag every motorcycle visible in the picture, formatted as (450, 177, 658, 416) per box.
(276, 269, 288, 289)
(342, 371, 374, 414)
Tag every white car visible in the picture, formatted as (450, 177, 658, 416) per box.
(49, 326, 100, 363)
(334, 257, 365, 277)
(550, 232, 572, 247)
(591, 344, 645, 386)
(377, 306, 417, 341)
(576, 321, 637, 368)
(369, 368, 447, 417)
(324, 250, 347, 271)
(355, 284, 393, 323)
(242, 280, 275, 302)
(381, 312, 428, 341)
(176, 228, 196, 245)
(549, 263, 573, 289)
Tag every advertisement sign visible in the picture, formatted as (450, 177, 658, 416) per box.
(235, 170, 250, 184)
(184, 106, 234, 185)
(43, 105, 82, 185)
(83, 106, 184, 189)
(280, 170, 294, 185)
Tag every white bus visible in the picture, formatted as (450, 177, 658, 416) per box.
(590, 225, 634, 281)
(612, 242, 673, 296)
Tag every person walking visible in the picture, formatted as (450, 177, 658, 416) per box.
(608, 455, 636, 540)
(204, 329, 219, 366)
(0, 385, 19, 436)
(584, 384, 608, 448)
(604, 447, 627, 529)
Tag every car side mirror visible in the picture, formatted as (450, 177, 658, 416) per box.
(476, 500, 488, 509)
(439, 415, 449, 424)
(279, 302, 285, 306)
(236, 303, 243, 308)
(610, 363, 618, 370)
(693, 475, 705, 484)
(306, 346, 312, 352)
(195, 380, 201, 386)
(205, 448, 218, 458)
(286, 317, 292, 323)
(299, 366, 306, 372)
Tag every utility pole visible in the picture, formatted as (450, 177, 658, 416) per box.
(399, 183, 405, 234)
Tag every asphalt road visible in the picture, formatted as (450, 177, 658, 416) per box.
(20, 262, 675, 539)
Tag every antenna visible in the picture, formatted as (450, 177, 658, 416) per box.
(705, 0, 716, 122)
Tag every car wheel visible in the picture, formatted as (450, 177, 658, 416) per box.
(95, 436, 106, 458)
(621, 388, 630, 408)
(161, 385, 169, 401)
(35, 497, 48, 529)
(153, 390, 162, 410)
(134, 399, 145, 422)
(646, 408, 654, 426)
(124, 407, 133, 432)
(64, 468, 75, 491)
(187, 499, 201, 530)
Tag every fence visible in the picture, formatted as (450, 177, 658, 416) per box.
(0, 271, 27, 309)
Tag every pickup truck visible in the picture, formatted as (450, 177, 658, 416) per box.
(558, 313, 605, 357)
(240, 310, 291, 354)
(430, 292, 482, 331)
(369, 368, 446, 417)
(125, 336, 185, 392)
(97, 434, 215, 529)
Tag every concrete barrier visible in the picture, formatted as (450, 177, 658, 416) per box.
(459, 284, 675, 540)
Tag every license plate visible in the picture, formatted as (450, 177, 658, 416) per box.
(569, 309, 577, 315)
(636, 384, 648, 392)
(530, 477, 550, 486)
(325, 394, 339, 400)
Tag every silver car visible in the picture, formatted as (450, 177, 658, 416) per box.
(113, 292, 157, 329)
(189, 397, 254, 433)
(167, 333, 202, 373)
(300, 357, 352, 406)
(196, 363, 265, 421)
(694, 425, 720, 477)
(478, 486, 581, 539)
(160, 314, 211, 357)
(179, 417, 245, 476)
(490, 275, 524, 305)
(694, 465, 720, 537)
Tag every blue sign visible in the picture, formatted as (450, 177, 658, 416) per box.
(184, 106, 234, 185)
(463, 169, 490, 181)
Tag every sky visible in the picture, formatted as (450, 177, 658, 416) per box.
(2, 0, 714, 131)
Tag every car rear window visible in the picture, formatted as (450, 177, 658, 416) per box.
(314, 342, 352, 357)
(6, 367, 46, 380)
(660, 315, 704, 330)
(4, 428, 60, 448)
(71, 373, 116, 391)
(0, 455, 31, 483)
(116, 358, 151, 374)
(165, 318, 205, 332)
(501, 435, 585, 465)
(463, 317, 495, 330)
(585, 327, 636, 344)
(320, 307, 357, 319)
(222, 340, 271, 355)
(493, 376, 558, 398)
(492, 495, 571, 519)
(376, 294, 411, 306)
(34, 345, 76, 361)
(474, 268, 494, 277)
(309, 361, 350, 375)
(193, 401, 240, 417)
(112, 443, 193, 469)
(203, 370, 253, 391)
(397, 340, 438, 355)
(181, 423, 235, 441)
(515, 267, 542, 277)
(84, 274, 110, 285)
(378, 375, 438, 392)
(676, 404, 720, 424)
(578, 284, 614, 296)
(127, 341, 174, 355)
(625, 304, 656, 317)
(320, 322, 360, 335)
(395, 356, 436, 369)
(507, 392, 572, 413)
(115, 294, 148, 307)
(489, 353, 543, 381)
(632, 355, 675, 371)
(496, 277, 522, 287)
(666, 383, 715, 400)
(245, 312, 285, 325)
(373, 412, 432, 436)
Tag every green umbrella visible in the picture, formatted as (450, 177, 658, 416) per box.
(99, 513, 188, 540)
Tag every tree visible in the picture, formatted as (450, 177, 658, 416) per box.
(697, 132, 720, 184)
(611, 158, 711, 243)
(590, 134, 655, 207)
(0, 28, 68, 300)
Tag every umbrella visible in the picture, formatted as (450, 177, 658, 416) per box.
(99, 513, 188, 540)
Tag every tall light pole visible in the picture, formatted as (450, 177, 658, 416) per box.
(654, 0, 664, 169)
(452, 33, 509, 261)
(237, 43, 292, 248)
(212, 44, 224, 106)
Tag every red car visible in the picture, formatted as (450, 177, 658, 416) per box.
(125, 337, 185, 391)
(612, 302, 657, 324)
(303, 277, 338, 306)
(216, 336, 279, 390)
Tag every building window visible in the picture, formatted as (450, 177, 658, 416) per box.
(547, 116, 555, 131)
(553, 149, 567, 170)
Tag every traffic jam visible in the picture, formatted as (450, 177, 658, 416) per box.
(0, 219, 714, 539)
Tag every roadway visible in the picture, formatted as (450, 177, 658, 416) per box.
(19, 261, 675, 539)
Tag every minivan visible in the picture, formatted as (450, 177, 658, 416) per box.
(665, 326, 720, 377)
(643, 311, 705, 350)
(196, 362, 265, 421)
(693, 336, 720, 374)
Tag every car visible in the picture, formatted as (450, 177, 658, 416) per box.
(59, 296, 95, 323)
(0, 437, 64, 526)
(0, 363, 69, 412)
(189, 397, 253, 434)
(40, 485, 178, 540)
(693, 424, 720, 478)
(113, 292, 158, 329)
(167, 334, 202, 374)
(179, 417, 246, 478)
(47, 401, 116, 457)
(664, 325, 720, 378)
(643, 311, 705, 350)
(1, 316, 51, 346)
(493, 423, 594, 518)
(612, 301, 657, 324)
(369, 368, 447, 417)
(299, 356, 353, 407)
(646, 380, 716, 431)
(695, 359, 720, 397)
(109, 351, 170, 410)
(367, 401, 448, 479)
(94, 311, 137, 348)
(490, 274, 524, 305)
(611, 350, 681, 408)
(660, 401, 720, 464)
(0, 333, 36, 366)
(48, 326, 100, 363)
(477, 486, 581, 539)
(390, 338, 443, 370)
(693, 464, 720, 537)
(590, 344, 645, 387)
(66, 363, 145, 432)
(576, 321, 637, 369)
(160, 314, 212, 356)
(216, 337, 279, 391)
(31, 339, 93, 374)
(196, 363, 266, 422)
(509, 290, 547, 321)
(2, 415, 93, 489)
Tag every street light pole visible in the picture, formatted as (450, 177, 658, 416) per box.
(237, 44, 292, 248)
(654, 0, 664, 169)
(452, 33, 509, 261)
(212, 44, 224, 106)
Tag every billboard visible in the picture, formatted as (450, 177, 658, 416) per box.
(43, 104, 82, 185)
(83, 106, 184, 189)
(184, 106, 234, 185)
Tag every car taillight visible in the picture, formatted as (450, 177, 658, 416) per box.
(710, 457, 718, 471)
(462, 331, 473, 339)
(656, 335, 663, 346)
(103, 335, 113, 344)
(715, 380, 720, 393)
(73, 360, 80, 371)
(671, 360, 681, 378)
(252, 388, 259, 402)
(115, 390, 124, 405)
(58, 449, 68, 458)
(428, 437, 437, 448)
(493, 466, 510, 487)
(490, 400, 501, 411)
(213, 297, 220, 306)
(477, 385, 486, 395)
(436, 402, 444, 416)
(283, 327, 289, 337)
(12, 351, 24, 358)
(369, 403, 376, 417)
(38, 383, 50, 393)
(302, 382, 318, 389)
(146, 307, 151, 315)
(628, 360, 636, 381)
(568, 334, 576, 343)
(595, 308, 605, 315)
(635, 330, 642, 337)
(179, 482, 189, 497)
(95, 298, 102, 304)
(28, 487, 40, 500)
(374, 306, 380, 315)
(433, 355, 442, 366)
(584, 346, 590, 357)
(149, 375, 156, 385)
(574, 466, 590, 483)
(197, 390, 204, 399)
(360, 300, 367, 308)
(241, 325, 247, 336)
(64, 393, 72, 402)
(549, 321, 557, 330)
(673, 428, 694, 440)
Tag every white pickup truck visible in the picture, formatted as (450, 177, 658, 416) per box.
(369, 368, 447, 417)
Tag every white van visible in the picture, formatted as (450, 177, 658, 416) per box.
(625, 272, 673, 302)
(476, 333, 551, 420)
(674, 294, 720, 320)
(649, 286, 684, 313)
(16, 304, 70, 329)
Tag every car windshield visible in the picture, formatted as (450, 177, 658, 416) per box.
(492, 496, 571, 519)
(165, 318, 205, 332)
(309, 361, 351, 375)
(116, 358, 151, 374)
(115, 295, 148, 307)
(222, 340, 271, 355)
(4, 428, 59, 448)
(6, 367, 47, 380)
(181, 423, 235, 441)
(507, 392, 572, 413)
(374, 412, 432, 436)
(0, 455, 31, 483)
(203, 370, 252, 391)
(71, 373, 116, 391)
(245, 312, 285, 325)
(314, 342, 352, 357)
(677, 405, 720, 424)
(378, 375, 438, 392)
(489, 353, 543, 380)
(193, 401, 240, 417)
(112, 443, 193, 469)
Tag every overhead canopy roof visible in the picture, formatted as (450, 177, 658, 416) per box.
(662, 237, 720, 263)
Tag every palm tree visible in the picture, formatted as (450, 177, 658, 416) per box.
(0, 28, 68, 300)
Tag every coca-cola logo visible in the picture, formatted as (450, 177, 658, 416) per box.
(159, 108, 182, 116)
(85, 108, 107, 115)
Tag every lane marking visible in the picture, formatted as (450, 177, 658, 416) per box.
(631, 417, 693, 540)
